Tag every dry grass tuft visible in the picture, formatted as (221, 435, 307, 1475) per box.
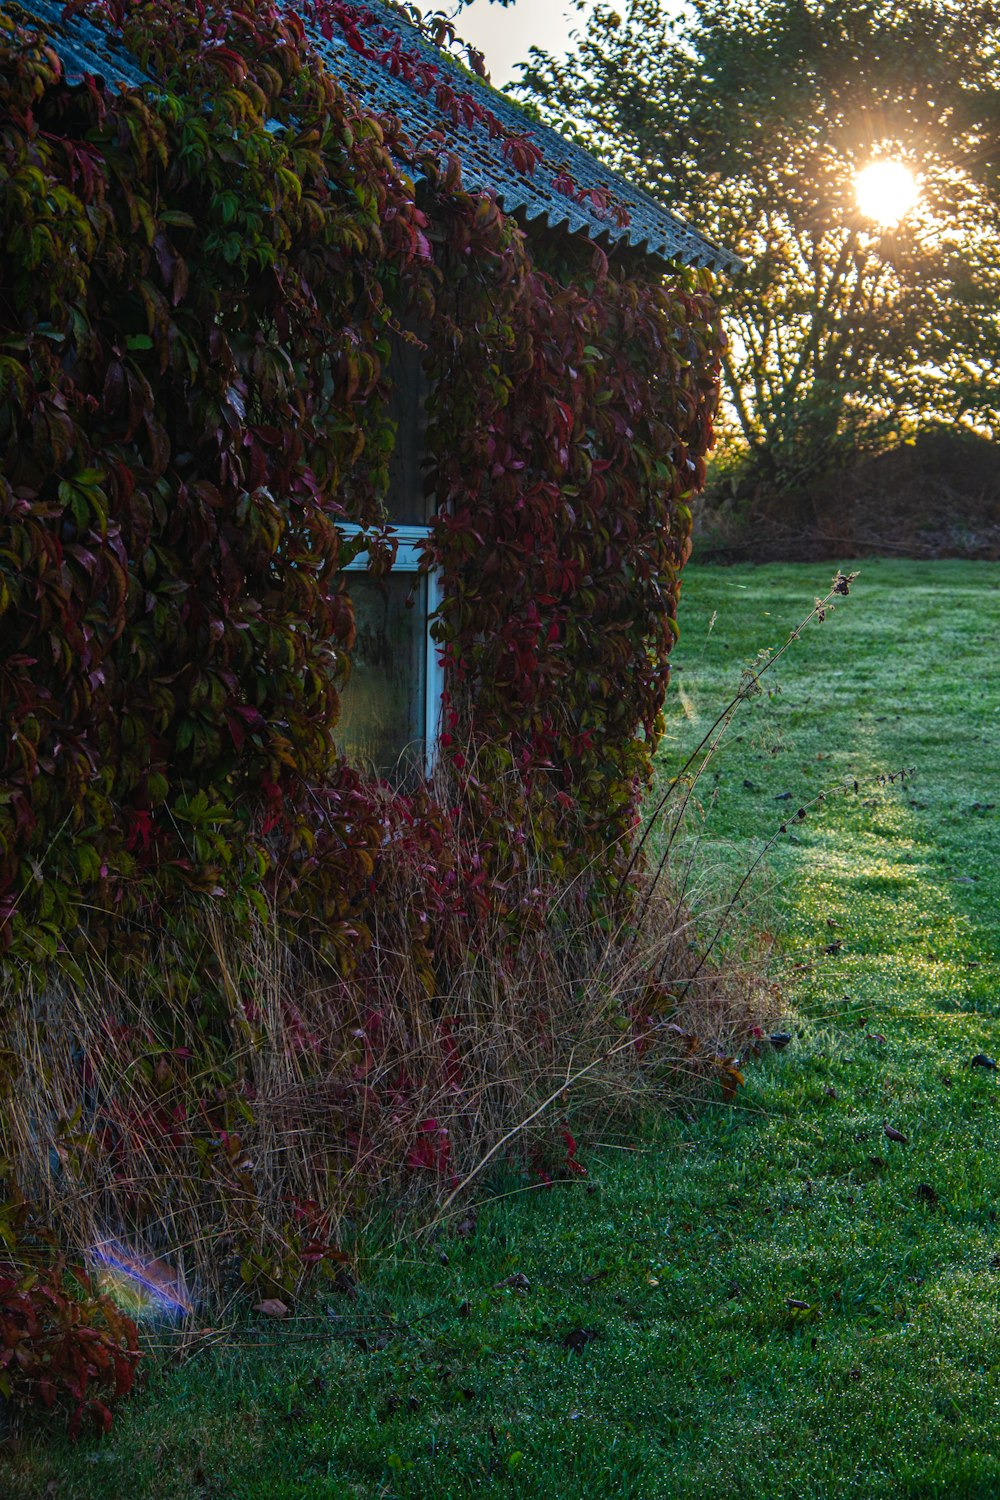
(0, 796, 776, 1317)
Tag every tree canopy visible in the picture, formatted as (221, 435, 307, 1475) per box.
(518, 0, 1000, 490)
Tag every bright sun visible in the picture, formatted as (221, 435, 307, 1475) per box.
(855, 160, 919, 227)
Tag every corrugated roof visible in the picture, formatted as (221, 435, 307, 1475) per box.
(302, 2, 737, 271)
(4, 0, 153, 89)
(2, 0, 738, 271)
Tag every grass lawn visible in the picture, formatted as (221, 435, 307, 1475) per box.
(3, 558, 998, 1499)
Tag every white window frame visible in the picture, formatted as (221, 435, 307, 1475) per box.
(338, 523, 443, 775)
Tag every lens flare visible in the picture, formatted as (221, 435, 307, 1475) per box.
(89, 1241, 192, 1320)
(855, 160, 918, 227)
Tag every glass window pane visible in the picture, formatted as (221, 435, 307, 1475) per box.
(337, 572, 427, 778)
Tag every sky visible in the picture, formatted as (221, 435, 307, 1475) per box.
(447, 0, 594, 87)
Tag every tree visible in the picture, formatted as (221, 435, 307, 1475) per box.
(517, 0, 1000, 492)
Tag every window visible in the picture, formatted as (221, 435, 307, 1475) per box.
(336, 527, 442, 780)
(335, 331, 442, 781)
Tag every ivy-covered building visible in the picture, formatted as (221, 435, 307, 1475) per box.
(0, 0, 734, 952)
(5, 0, 733, 781)
(0, 0, 742, 1330)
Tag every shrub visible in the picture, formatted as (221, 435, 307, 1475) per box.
(0, 1191, 139, 1439)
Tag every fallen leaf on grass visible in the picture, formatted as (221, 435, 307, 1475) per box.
(380, 1395, 401, 1423)
(824, 1085, 839, 1100)
(718, 1060, 744, 1102)
(866, 1032, 887, 1044)
(786, 1299, 812, 1311)
(352, 1330, 393, 1353)
(253, 1299, 289, 1318)
(560, 1327, 601, 1354)
(494, 1272, 531, 1293)
(331, 1268, 358, 1301)
(883, 1121, 909, 1144)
